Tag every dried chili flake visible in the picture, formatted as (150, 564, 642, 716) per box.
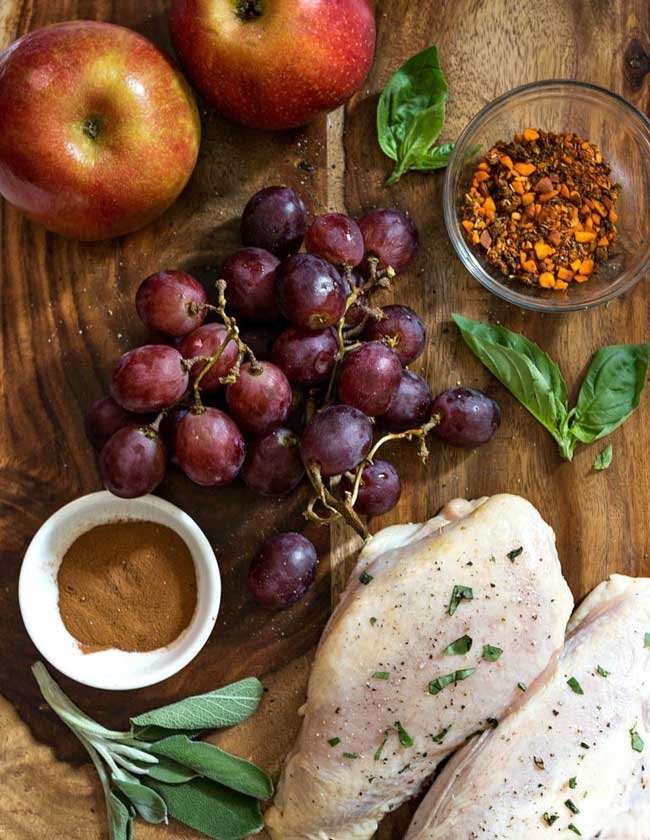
(460, 129, 620, 291)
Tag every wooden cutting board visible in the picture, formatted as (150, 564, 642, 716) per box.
(1, 2, 648, 838)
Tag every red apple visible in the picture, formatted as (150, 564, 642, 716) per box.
(169, 0, 375, 130)
(0, 21, 201, 240)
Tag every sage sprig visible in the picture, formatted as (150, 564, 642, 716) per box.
(377, 45, 454, 185)
(32, 662, 270, 840)
(453, 314, 649, 461)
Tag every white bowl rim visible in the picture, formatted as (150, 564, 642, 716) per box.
(443, 78, 650, 313)
(19, 491, 221, 691)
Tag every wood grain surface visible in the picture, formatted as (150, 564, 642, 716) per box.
(1, 1, 649, 839)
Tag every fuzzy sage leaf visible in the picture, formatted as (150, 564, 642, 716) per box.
(377, 45, 454, 185)
(32, 663, 269, 840)
(131, 678, 263, 733)
(146, 778, 264, 840)
(108, 791, 134, 840)
(149, 735, 273, 800)
(113, 776, 168, 824)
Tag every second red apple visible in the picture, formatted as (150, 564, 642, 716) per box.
(169, 0, 376, 130)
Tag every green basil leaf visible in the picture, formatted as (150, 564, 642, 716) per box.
(149, 735, 273, 800)
(570, 344, 650, 444)
(147, 778, 264, 840)
(377, 45, 454, 184)
(113, 777, 167, 824)
(453, 314, 570, 447)
(593, 444, 613, 471)
(107, 791, 133, 840)
(131, 678, 263, 733)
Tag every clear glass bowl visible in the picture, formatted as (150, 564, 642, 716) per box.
(443, 80, 650, 312)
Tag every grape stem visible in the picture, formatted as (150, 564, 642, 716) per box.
(190, 279, 261, 411)
(324, 258, 393, 405)
(304, 415, 440, 541)
(305, 462, 369, 539)
(345, 415, 440, 509)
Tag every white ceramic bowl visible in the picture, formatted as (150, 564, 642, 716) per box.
(19, 492, 220, 690)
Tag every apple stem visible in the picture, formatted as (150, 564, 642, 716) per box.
(235, 0, 263, 21)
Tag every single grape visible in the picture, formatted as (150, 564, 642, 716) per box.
(276, 253, 346, 330)
(179, 323, 240, 393)
(135, 270, 207, 337)
(239, 323, 283, 360)
(358, 209, 419, 274)
(176, 408, 245, 486)
(272, 326, 338, 385)
(363, 304, 426, 365)
(84, 397, 146, 450)
(241, 428, 304, 496)
(341, 460, 401, 516)
(110, 345, 188, 413)
(100, 426, 166, 498)
(383, 370, 433, 431)
(248, 532, 318, 610)
(241, 186, 307, 257)
(158, 406, 189, 460)
(221, 247, 280, 321)
(304, 213, 364, 266)
(301, 404, 373, 477)
(338, 341, 402, 417)
(226, 361, 292, 435)
(432, 387, 501, 447)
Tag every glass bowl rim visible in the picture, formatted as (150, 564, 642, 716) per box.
(443, 78, 650, 313)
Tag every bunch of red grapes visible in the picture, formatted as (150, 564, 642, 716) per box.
(85, 186, 500, 609)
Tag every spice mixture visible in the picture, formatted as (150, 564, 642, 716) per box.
(57, 521, 197, 653)
(461, 129, 620, 290)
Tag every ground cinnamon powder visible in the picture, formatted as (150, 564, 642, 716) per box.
(57, 521, 197, 653)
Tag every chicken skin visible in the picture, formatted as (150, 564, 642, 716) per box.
(405, 575, 650, 840)
(267, 494, 574, 840)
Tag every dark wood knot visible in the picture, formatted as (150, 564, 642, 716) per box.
(624, 38, 650, 91)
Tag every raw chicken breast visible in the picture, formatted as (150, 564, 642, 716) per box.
(405, 575, 650, 840)
(266, 494, 573, 840)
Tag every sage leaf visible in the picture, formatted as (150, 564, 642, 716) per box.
(131, 678, 263, 733)
(377, 45, 454, 185)
(113, 777, 167, 824)
(132, 725, 204, 743)
(147, 777, 264, 840)
(593, 444, 613, 471)
(149, 735, 273, 800)
(107, 791, 133, 840)
(453, 314, 569, 445)
(144, 755, 198, 785)
(570, 344, 650, 444)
